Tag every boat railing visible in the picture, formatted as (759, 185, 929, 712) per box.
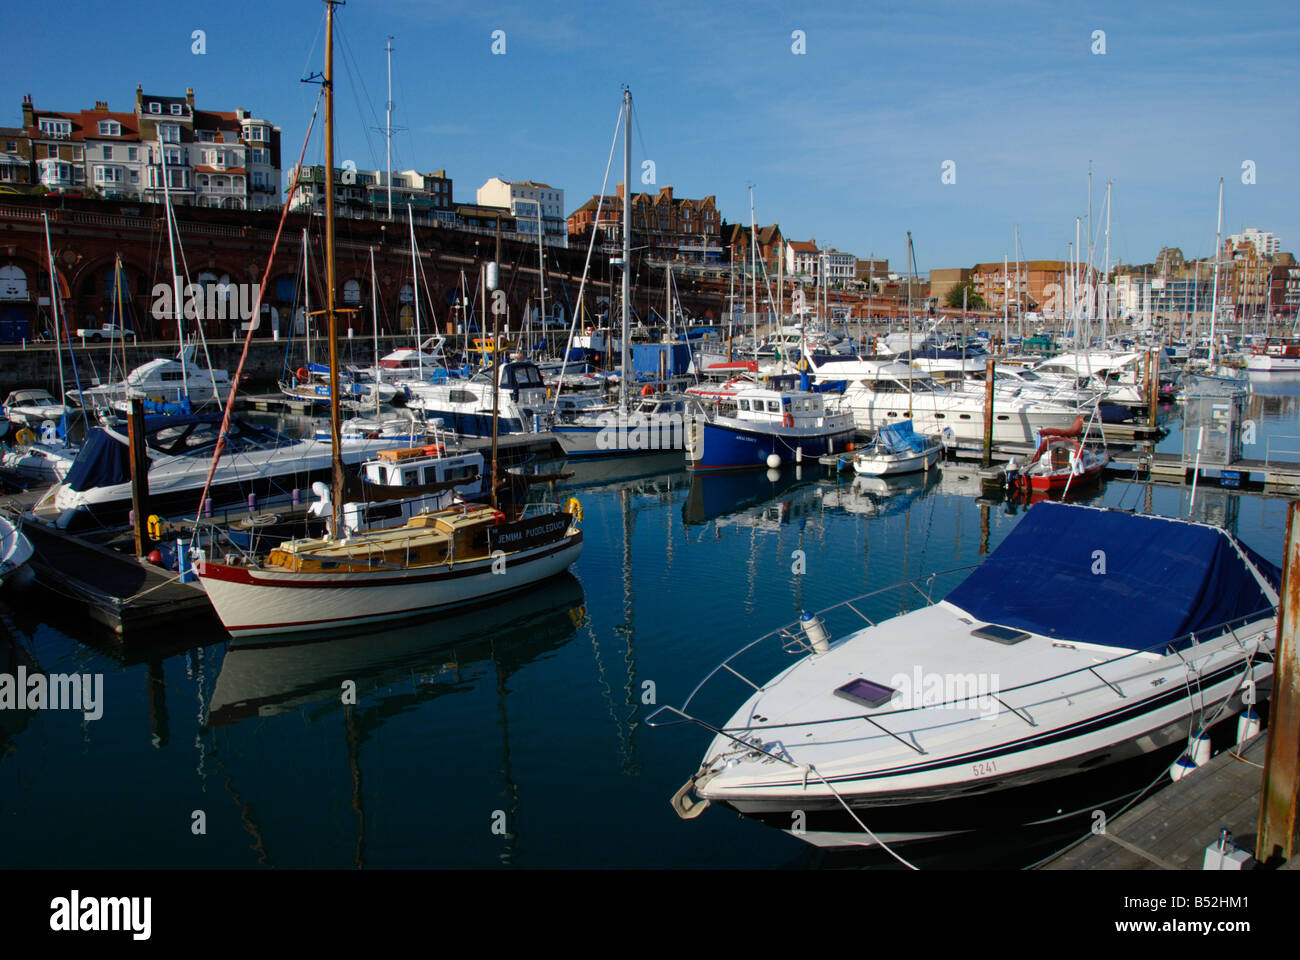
(646, 579, 1275, 764)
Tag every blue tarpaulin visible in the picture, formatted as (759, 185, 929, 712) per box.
(632, 342, 692, 379)
(875, 420, 930, 454)
(945, 502, 1277, 650)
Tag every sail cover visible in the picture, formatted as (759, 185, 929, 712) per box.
(944, 502, 1277, 650)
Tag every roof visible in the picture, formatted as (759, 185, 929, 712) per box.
(788, 240, 818, 253)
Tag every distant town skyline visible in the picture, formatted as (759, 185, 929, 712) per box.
(4, 0, 1297, 272)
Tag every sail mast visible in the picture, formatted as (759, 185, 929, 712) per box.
(385, 36, 393, 221)
(324, 0, 344, 534)
(1209, 177, 1224, 365)
(620, 86, 631, 413)
(41, 213, 66, 402)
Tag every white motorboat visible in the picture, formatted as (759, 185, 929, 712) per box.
(3, 389, 72, 429)
(827, 363, 1081, 444)
(0, 516, 34, 587)
(654, 502, 1279, 848)
(67, 347, 232, 410)
(852, 420, 942, 476)
(401, 360, 547, 437)
(34, 413, 396, 528)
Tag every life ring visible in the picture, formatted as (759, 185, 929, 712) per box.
(296, 366, 309, 382)
(564, 496, 584, 522)
(782, 412, 794, 428)
(13, 427, 35, 447)
(146, 514, 163, 541)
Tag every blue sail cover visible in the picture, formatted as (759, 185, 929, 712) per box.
(876, 420, 930, 454)
(945, 502, 1277, 650)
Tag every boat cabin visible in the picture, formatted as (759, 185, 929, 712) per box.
(733, 388, 826, 425)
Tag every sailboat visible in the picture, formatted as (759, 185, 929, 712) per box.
(551, 88, 699, 458)
(196, 1, 583, 639)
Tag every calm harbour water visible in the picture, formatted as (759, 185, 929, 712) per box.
(2, 374, 1297, 868)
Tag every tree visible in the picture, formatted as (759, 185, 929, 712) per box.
(944, 279, 986, 311)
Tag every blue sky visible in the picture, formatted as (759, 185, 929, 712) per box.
(7, 0, 1298, 273)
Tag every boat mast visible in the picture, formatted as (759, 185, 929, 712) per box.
(408, 203, 422, 379)
(1103, 182, 1111, 346)
(324, 0, 344, 535)
(906, 230, 914, 418)
(1209, 177, 1224, 365)
(159, 135, 187, 398)
(370, 245, 380, 415)
(537, 194, 546, 357)
(749, 185, 758, 362)
(1015, 224, 1023, 347)
(385, 36, 393, 221)
(41, 213, 66, 402)
(620, 86, 632, 414)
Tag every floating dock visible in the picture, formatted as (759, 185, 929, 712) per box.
(1040, 732, 1295, 870)
(18, 519, 214, 635)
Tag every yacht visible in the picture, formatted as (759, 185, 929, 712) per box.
(3, 389, 72, 429)
(66, 347, 232, 410)
(654, 502, 1279, 847)
(401, 359, 547, 436)
(827, 363, 1081, 444)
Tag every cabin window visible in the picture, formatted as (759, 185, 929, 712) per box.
(959, 414, 971, 420)
(421, 467, 436, 483)
(738, 399, 749, 411)
(935, 413, 945, 419)
(767, 401, 780, 413)
(448, 390, 477, 404)
(996, 415, 1009, 421)
(403, 469, 418, 485)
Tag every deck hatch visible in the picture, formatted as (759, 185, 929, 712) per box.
(972, 624, 1031, 645)
(833, 678, 897, 709)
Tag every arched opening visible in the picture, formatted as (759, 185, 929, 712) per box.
(0, 264, 29, 301)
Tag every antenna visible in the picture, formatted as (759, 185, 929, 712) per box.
(369, 36, 406, 220)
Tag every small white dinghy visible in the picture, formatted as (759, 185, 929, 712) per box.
(852, 420, 942, 476)
(0, 516, 34, 587)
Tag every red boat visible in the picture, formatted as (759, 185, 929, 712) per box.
(1010, 415, 1109, 492)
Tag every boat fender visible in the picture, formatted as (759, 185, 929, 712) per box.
(13, 427, 35, 447)
(800, 610, 831, 655)
(296, 366, 309, 382)
(782, 412, 793, 428)
(564, 496, 583, 522)
(492, 510, 506, 525)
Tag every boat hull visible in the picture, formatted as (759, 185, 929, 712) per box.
(703, 659, 1265, 846)
(853, 444, 942, 476)
(199, 532, 583, 638)
(685, 419, 856, 472)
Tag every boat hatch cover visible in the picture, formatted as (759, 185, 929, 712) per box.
(833, 678, 897, 709)
(972, 625, 1031, 645)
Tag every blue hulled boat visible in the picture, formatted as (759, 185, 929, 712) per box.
(684, 385, 855, 472)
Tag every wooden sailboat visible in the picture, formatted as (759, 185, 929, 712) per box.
(196, 0, 583, 639)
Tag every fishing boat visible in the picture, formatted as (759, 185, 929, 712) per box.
(196, 1, 582, 639)
(1006, 416, 1109, 493)
(0, 517, 33, 588)
(685, 384, 855, 471)
(653, 502, 1279, 848)
(852, 420, 942, 476)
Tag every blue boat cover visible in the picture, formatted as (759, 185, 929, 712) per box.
(875, 420, 931, 455)
(945, 502, 1277, 650)
(64, 428, 130, 492)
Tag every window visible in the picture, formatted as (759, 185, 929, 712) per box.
(160, 124, 180, 143)
(127, 146, 138, 161)
(130, 171, 139, 183)
(167, 167, 189, 189)
(170, 103, 183, 115)
(71, 146, 83, 161)
(93, 165, 122, 184)
(102, 145, 113, 160)
(343, 279, 361, 304)
(4, 140, 14, 152)
(164, 146, 182, 166)
(38, 118, 72, 138)
(97, 120, 121, 137)
(149, 102, 161, 114)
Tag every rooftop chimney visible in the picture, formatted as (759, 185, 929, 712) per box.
(95, 100, 109, 112)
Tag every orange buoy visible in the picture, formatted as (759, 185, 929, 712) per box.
(847, 442, 855, 452)
(641, 384, 654, 396)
